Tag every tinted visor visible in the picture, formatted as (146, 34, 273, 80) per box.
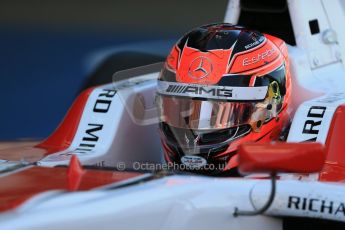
(157, 96, 269, 131)
(157, 64, 286, 131)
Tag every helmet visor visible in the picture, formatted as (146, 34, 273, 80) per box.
(156, 95, 270, 131)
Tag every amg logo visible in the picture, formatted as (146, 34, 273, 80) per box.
(166, 85, 233, 97)
(288, 196, 345, 216)
(302, 106, 326, 142)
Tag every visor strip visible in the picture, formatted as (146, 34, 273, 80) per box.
(157, 81, 268, 101)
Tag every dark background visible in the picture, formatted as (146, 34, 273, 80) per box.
(0, 0, 228, 140)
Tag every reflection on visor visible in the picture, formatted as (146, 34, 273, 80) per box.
(157, 64, 286, 131)
(157, 95, 271, 130)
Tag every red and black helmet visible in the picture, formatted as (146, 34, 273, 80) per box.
(157, 23, 291, 175)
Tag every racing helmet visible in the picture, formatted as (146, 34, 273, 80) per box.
(157, 23, 291, 175)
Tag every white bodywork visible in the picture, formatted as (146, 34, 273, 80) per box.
(38, 74, 164, 168)
(1, 0, 345, 229)
(2, 176, 345, 230)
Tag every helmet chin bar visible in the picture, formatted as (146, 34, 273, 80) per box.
(233, 172, 277, 217)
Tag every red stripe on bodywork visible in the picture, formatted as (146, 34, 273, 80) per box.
(0, 88, 95, 162)
(36, 87, 95, 154)
(319, 105, 345, 182)
(0, 166, 143, 212)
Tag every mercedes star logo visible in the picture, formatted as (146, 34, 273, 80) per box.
(188, 56, 213, 80)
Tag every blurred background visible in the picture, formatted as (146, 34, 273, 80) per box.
(0, 0, 229, 141)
